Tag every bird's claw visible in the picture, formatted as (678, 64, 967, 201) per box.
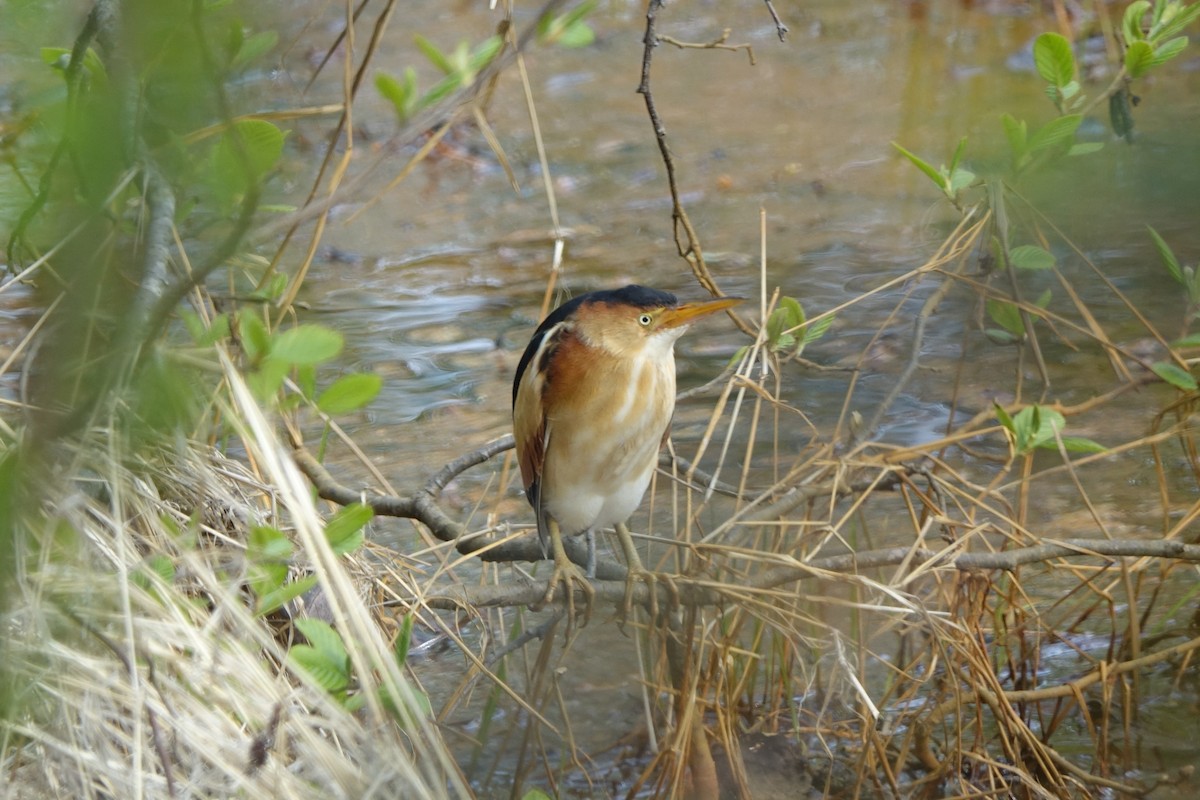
(618, 567, 656, 628)
(537, 559, 595, 628)
(618, 568, 683, 628)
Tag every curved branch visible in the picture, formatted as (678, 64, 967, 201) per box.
(292, 446, 628, 581)
(423, 538, 1200, 612)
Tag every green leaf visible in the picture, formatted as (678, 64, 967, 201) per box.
(270, 325, 343, 365)
(1008, 245, 1056, 270)
(290, 645, 349, 693)
(41, 45, 108, 88)
(376, 69, 417, 121)
(469, 35, 503, 71)
(891, 142, 945, 191)
(778, 296, 804, 327)
(1123, 1, 1152, 42)
(1067, 142, 1104, 156)
(1033, 33, 1075, 87)
(1027, 114, 1082, 153)
(1059, 436, 1108, 454)
(801, 313, 835, 346)
(238, 313, 271, 363)
(987, 299, 1025, 336)
(318, 372, 383, 414)
(539, 0, 597, 47)
(554, 20, 595, 48)
(291, 618, 350, 695)
(1173, 333, 1200, 348)
(1152, 3, 1200, 41)
(414, 34, 453, 74)
(1125, 39, 1156, 77)
(394, 614, 415, 665)
(248, 358, 290, 399)
(295, 364, 317, 401)
(249, 524, 292, 561)
(1151, 35, 1189, 66)
(1148, 226, 1183, 283)
(1015, 405, 1066, 452)
(325, 502, 372, 555)
(1151, 361, 1198, 390)
(765, 306, 790, 347)
(243, 273, 288, 304)
(257, 574, 317, 616)
(1000, 114, 1029, 170)
(132, 555, 176, 591)
(232, 29, 278, 69)
(295, 618, 350, 666)
(984, 328, 1022, 345)
(211, 119, 286, 191)
(994, 402, 1015, 432)
(197, 312, 231, 346)
(948, 136, 967, 175)
(948, 167, 976, 193)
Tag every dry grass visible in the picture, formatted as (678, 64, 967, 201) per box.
(0, 357, 466, 800)
(366, 209, 1200, 800)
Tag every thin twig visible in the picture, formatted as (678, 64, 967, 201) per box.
(763, 0, 789, 41)
(657, 29, 755, 65)
(636, 0, 753, 336)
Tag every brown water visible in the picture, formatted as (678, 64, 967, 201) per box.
(271, 1, 1200, 796)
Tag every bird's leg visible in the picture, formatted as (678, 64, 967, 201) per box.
(585, 530, 597, 579)
(540, 518, 595, 626)
(615, 522, 660, 622)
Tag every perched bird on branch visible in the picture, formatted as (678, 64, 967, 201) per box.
(512, 284, 741, 621)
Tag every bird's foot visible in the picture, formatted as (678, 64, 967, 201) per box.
(619, 567, 656, 628)
(619, 568, 684, 629)
(537, 557, 596, 628)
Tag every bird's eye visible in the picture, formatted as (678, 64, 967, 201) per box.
(638, 313, 653, 326)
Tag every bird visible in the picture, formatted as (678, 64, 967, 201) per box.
(512, 284, 742, 621)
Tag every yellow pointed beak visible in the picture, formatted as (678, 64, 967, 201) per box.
(658, 296, 743, 329)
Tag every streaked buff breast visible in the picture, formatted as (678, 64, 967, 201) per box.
(539, 337, 675, 535)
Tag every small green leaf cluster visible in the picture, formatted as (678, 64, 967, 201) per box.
(892, 137, 975, 207)
(222, 20, 278, 72)
(536, 1, 597, 48)
(206, 119, 287, 212)
(985, 288, 1051, 346)
(1121, 0, 1200, 78)
(375, 35, 503, 124)
(734, 296, 834, 365)
(994, 404, 1105, 457)
(375, 3, 596, 124)
(1143, 227, 1200, 390)
(247, 503, 371, 616)
(764, 297, 834, 358)
(1148, 227, 1200, 322)
(289, 613, 432, 722)
(231, 316, 382, 414)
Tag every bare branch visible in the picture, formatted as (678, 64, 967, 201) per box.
(291, 446, 628, 580)
(657, 29, 755, 65)
(763, 0, 789, 41)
